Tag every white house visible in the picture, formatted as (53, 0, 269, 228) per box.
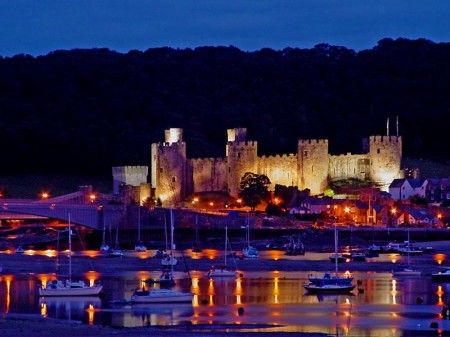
(388, 178, 427, 200)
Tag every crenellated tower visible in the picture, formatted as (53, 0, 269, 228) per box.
(368, 135, 402, 190)
(151, 128, 188, 206)
(226, 128, 258, 197)
(298, 139, 329, 195)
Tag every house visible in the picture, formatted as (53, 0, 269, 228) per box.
(388, 178, 427, 200)
(397, 207, 436, 227)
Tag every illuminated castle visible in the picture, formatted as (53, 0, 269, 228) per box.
(150, 127, 402, 206)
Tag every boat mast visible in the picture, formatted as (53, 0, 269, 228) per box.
(170, 206, 174, 274)
(137, 205, 141, 242)
(225, 226, 228, 267)
(68, 213, 72, 283)
(334, 217, 338, 275)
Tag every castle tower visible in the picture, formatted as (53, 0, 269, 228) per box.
(368, 135, 402, 191)
(151, 128, 188, 206)
(226, 128, 258, 197)
(298, 139, 329, 195)
(112, 166, 148, 195)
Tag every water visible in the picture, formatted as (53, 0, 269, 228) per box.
(1, 250, 450, 336)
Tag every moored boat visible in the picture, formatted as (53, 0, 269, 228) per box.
(130, 288, 193, 303)
(431, 269, 450, 282)
(304, 218, 355, 294)
(39, 214, 103, 297)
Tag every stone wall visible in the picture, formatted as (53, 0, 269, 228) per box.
(258, 154, 298, 189)
(329, 153, 370, 181)
(190, 157, 227, 193)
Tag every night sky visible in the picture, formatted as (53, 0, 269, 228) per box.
(1, 0, 449, 57)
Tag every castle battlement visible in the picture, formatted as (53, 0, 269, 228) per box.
(260, 153, 297, 159)
(112, 166, 148, 175)
(154, 141, 186, 149)
(226, 140, 257, 148)
(298, 139, 328, 145)
(331, 152, 367, 159)
(191, 157, 227, 163)
(369, 135, 402, 144)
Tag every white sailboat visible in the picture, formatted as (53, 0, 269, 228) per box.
(208, 226, 239, 278)
(132, 208, 192, 303)
(304, 219, 356, 294)
(392, 229, 421, 277)
(100, 217, 109, 252)
(134, 205, 147, 252)
(109, 222, 124, 257)
(242, 213, 259, 258)
(130, 288, 193, 303)
(39, 214, 103, 297)
(160, 207, 176, 286)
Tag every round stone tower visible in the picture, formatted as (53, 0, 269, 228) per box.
(369, 135, 402, 191)
(298, 139, 329, 195)
(226, 128, 258, 197)
(151, 128, 187, 206)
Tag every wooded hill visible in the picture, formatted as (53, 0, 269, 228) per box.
(0, 38, 449, 178)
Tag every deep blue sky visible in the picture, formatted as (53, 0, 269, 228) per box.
(0, 0, 449, 57)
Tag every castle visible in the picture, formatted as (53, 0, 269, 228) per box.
(135, 127, 403, 206)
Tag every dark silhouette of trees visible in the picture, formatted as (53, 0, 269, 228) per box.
(238, 172, 271, 211)
(0, 39, 449, 177)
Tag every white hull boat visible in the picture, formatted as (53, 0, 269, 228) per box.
(131, 288, 193, 303)
(39, 280, 103, 297)
(39, 214, 103, 297)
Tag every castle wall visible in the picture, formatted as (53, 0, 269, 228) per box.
(112, 166, 148, 195)
(329, 153, 370, 181)
(258, 154, 298, 189)
(369, 136, 402, 191)
(149, 128, 403, 203)
(190, 157, 227, 193)
(298, 139, 329, 195)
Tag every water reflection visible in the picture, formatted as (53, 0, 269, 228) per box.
(40, 296, 101, 324)
(3, 271, 450, 335)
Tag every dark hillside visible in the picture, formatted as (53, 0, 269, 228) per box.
(0, 38, 449, 177)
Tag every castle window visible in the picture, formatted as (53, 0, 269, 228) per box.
(304, 151, 308, 157)
(377, 148, 380, 154)
(237, 152, 241, 158)
(172, 176, 176, 183)
(159, 168, 163, 173)
(229, 167, 231, 173)
(311, 165, 314, 172)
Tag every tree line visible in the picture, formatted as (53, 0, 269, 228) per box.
(0, 38, 449, 177)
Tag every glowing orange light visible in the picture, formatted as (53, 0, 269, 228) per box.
(41, 192, 49, 199)
(89, 194, 96, 203)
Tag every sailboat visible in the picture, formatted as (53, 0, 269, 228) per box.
(304, 220, 356, 294)
(134, 205, 147, 252)
(134, 209, 193, 303)
(146, 207, 177, 286)
(100, 217, 110, 252)
(39, 214, 103, 297)
(207, 226, 239, 278)
(109, 222, 124, 257)
(392, 229, 422, 277)
(242, 213, 259, 258)
(191, 215, 202, 253)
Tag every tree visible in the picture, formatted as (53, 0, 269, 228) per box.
(238, 172, 271, 211)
